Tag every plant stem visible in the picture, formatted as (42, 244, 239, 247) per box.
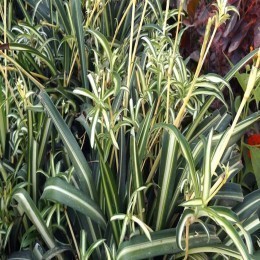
(211, 48, 260, 174)
(173, 17, 216, 128)
(64, 208, 80, 258)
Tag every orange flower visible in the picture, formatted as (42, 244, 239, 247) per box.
(247, 134, 260, 158)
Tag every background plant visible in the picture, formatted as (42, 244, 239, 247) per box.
(0, 0, 259, 259)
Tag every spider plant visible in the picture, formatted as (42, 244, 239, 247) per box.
(0, 0, 260, 259)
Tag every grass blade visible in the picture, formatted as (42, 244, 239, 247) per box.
(130, 128, 145, 221)
(71, 0, 88, 89)
(96, 139, 122, 245)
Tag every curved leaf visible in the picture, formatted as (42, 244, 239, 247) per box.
(117, 224, 220, 260)
(38, 91, 97, 200)
(41, 177, 107, 229)
(12, 188, 56, 249)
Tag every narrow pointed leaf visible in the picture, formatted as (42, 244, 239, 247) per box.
(71, 0, 88, 89)
(96, 139, 121, 245)
(130, 129, 145, 221)
(202, 129, 213, 202)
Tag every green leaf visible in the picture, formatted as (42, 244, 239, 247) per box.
(8, 43, 57, 75)
(253, 84, 260, 101)
(136, 106, 154, 161)
(42, 245, 72, 260)
(180, 199, 203, 207)
(130, 128, 145, 221)
(176, 209, 195, 250)
(71, 0, 89, 89)
(204, 73, 230, 87)
(0, 82, 6, 156)
(95, 139, 122, 245)
(153, 130, 179, 230)
(117, 224, 220, 260)
(41, 177, 107, 229)
(202, 129, 213, 203)
(202, 207, 251, 259)
(12, 188, 56, 249)
(54, 0, 71, 35)
(84, 239, 106, 259)
(38, 91, 97, 200)
(247, 146, 260, 187)
(233, 189, 260, 221)
(185, 49, 259, 142)
(154, 124, 199, 196)
(214, 183, 243, 202)
(87, 29, 113, 68)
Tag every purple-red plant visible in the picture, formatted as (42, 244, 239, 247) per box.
(181, 0, 260, 75)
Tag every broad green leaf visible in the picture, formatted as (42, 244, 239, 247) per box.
(117, 224, 220, 260)
(38, 91, 97, 200)
(176, 245, 242, 259)
(253, 84, 260, 101)
(42, 177, 107, 229)
(247, 146, 260, 188)
(214, 183, 243, 202)
(233, 189, 260, 221)
(12, 188, 56, 249)
(153, 130, 179, 230)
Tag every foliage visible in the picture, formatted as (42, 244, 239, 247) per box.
(180, 0, 260, 75)
(0, 0, 259, 259)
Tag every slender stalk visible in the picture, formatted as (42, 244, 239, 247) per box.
(162, 0, 170, 35)
(166, 0, 184, 123)
(211, 48, 260, 174)
(0, 50, 45, 90)
(173, 17, 216, 128)
(64, 208, 80, 258)
(111, 1, 133, 47)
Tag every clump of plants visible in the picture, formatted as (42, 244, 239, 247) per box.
(0, 0, 259, 259)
